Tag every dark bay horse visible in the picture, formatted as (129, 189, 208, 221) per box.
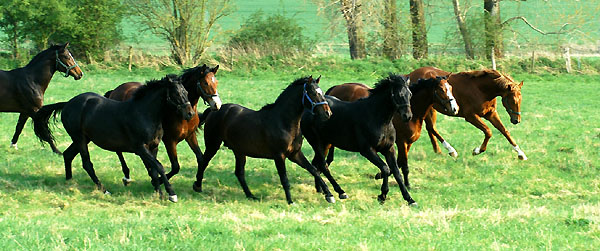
(411, 67, 527, 160)
(0, 43, 83, 153)
(32, 75, 194, 203)
(193, 76, 336, 204)
(105, 64, 221, 185)
(301, 74, 416, 205)
(325, 75, 459, 189)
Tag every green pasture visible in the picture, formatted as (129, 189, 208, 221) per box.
(0, 64, 598, 249)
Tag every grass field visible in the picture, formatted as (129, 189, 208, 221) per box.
(0, 64, 598, 249)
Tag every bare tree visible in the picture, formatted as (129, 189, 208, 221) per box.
(409, 0, 428, 59)
(452, 0, 474, 59)
(484, 0, 502, 59)
(382, 0, 400, 60)
(125, 0, 233, 66)
(340, 0, 366, 59)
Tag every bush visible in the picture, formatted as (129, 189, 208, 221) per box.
(227, 11, 316, 58)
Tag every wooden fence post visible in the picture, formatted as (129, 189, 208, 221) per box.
(563, 46, 571, 73)
(530, 50, 535, 73)
(128, 46, 133, 72)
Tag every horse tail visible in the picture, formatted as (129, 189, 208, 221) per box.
(104, 90, 113, 98)
(32, 102, 66, 146)
(198, 108, 212, 127)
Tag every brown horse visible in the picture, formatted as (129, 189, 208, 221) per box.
(193, 76, 336, 204)
(324, 75, 458, 189)
(105, 64, 221, 185)
(412, 67, 527, 160)
(0, 43, 83, 153)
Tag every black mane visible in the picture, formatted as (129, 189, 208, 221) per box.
(260, 76, 311, 111)
(409, 77, 440, 94)
(180, 65, 210, 86)
(132, 74, 179, 100)
(26, 44, 63, 67)
(369, 73, 407, 95)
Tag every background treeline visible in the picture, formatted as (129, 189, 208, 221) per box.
(1, 0, 598, 74)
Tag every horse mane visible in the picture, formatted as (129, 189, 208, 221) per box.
(131, 74, 178, 100)
(456, 69, 518, 90)
(180, 65, 210, 86)
(26, 44, 63, 66)
(369, 73, 407, 95)
(409, 77, 439, 94)
(260, 76, 310, 111)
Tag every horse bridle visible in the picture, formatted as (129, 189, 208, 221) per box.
(198, 81, 219, 106)
(434, 87, 455, 112)
(166, 87, 191, 111)
(55, 50, 80, 78)
(302, 83, 328, 114)
(503, 97, 521, 115)
(391, 85, 411, 110)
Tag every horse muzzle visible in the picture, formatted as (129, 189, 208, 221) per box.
(208, 95, 222, 111)
(511, 117, 520, 125)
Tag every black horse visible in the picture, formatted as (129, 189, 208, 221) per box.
(0, 43, 83, 153)
(32, 75, 193, 203)
(193, 76, 336, 204)
(301, 73, 416, 205)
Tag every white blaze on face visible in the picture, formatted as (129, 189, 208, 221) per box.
(208, 91, 222, 110)
(211, 76, 216, 83)
(445, 82, 459, 114)
(316, 87, 324, 96)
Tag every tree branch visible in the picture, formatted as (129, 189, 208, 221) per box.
(502, 16, 570, 35)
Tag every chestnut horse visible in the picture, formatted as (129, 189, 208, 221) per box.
(33, 75, 193, 202)
(301, 74, 416, 205)
(193, 76, 336, 204)
(104, 64, 221, 185)
(411, 67, 527, 160)
(0, 43, 83, 153)
(324, 75, 459, 189)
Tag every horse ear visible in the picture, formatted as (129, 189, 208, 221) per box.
(307, 75, 313, 83)
(212, 65, 219, 74)
(519, 81, 523, 88)
(62, 42, 70, 49)
(316, 75, 321, 83)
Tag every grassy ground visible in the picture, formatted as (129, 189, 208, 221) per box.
(0, 67, 598, 249)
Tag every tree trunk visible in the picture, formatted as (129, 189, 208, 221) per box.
(10, 21, 19, 60)
(383, 0, 400, 60)
(340, 0, 366, 60)
(484, 0, 503, 59)
(452, 0, 474, 59)
(409, 0, 428, 59)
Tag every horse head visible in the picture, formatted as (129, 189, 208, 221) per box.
(55, 42, 83, 80)
(433, 74, 459, 115)
(165, 75, 194, 121)
(502, 81, 523, 124)
(391, 75, 412, 122)
(302, 75, 332, 120)
(192, 64, 222, 110)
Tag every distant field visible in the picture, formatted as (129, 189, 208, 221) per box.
(0, 67, 598, 249)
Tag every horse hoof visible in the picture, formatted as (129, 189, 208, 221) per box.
(325, 195, 336, 203)
(248, 196, 259, 201)
(449, 151, 458, 158)
(192, 181, 202, 193)
(122, 177, 132, 186)
(104, 190, 111, 195)
(169, 195, 178, 203)
(409, 202, 418, 208)
(339, 193, 348, 199)
(9, 143, 17, 149)
(518, 154, 528, 161)
(374, 172, 382, 179)
(472, 147, 483, 155)
(377, 194, 386, 204)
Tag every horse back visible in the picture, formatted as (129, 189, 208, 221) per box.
(326, 83, 371, 102)
(407, 66, 450, 83)
(105, 82, 143, 101)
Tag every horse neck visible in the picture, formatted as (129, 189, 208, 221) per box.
(477, 77, 509, 100)
(409, 87, 435, 120)
(128, 88, 168, 124)
(266, 85, 304, 128)
(23, 52, 57, 92)
(361, 90, 397, 124)
(182, 79, 201, 106)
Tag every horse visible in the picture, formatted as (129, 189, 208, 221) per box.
(300, 73, 416, 205)
(32, 75, 194, 203)
(104, 64, 221, 185)
(0, 42, 83, 153)
(192, 76, 337, 204)
(410, 67, 527, 160)
(324, 75, 459, 189)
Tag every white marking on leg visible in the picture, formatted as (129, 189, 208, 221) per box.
(104, 190, 111, 195)
(513, 145, 528, 160)
(122, 177, 133, 183)
(169, 195, 178, 203)
(10, 143, 17, 149)
(473, 146, 481, 155)
(442, 141, 458, 157)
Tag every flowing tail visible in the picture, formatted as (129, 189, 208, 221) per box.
(33, 102, 66, 147)
(198, 107, 213, 127)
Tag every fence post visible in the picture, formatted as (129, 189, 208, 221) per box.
(530, 50, 535, 73)
(128, 46, 133, 72)
(563, 46, 571, 73)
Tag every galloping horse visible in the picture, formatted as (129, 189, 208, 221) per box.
(33, 75, 193, 203)
(411, 67, 527, 160)
(105, 64, 221, 185)
(193, 76, 336, 204)
(0, 43, 83, 153)
(301, 74, 416, 205)
(325, 75, 459, 189)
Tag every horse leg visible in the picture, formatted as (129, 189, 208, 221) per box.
(185, 133, 204, 177)
(273, 156, 293, 204)
(193, 137, 221, 193)
(63, 143, 79, 180)
(10, 113, 28, 149)
(485, 111, 527, 160)
(359, 148, 391, 203)
(164, 140, 180, 179)
(383, 146, 416, 206)
(425, 109, 457, 157)
(288, 151, 337, 202)
(78, 141, 108, 194)
(325, 145, 335, 167)
(116, 152, 132, 186)
(232, 152, 257, 200)
(464, 115, 492, 155)
(313, 144, 332, 193)
(138, 147, 177, 203)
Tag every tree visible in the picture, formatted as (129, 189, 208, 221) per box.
(409, 0, 428, 59)
(340, 0, 366, 59)
(452, 0, 475, 59)
(382, 0, 400, 60)
(484, 0, 502, 59)
(125, 0, 234, 66)
(0, 0, 34, 59)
